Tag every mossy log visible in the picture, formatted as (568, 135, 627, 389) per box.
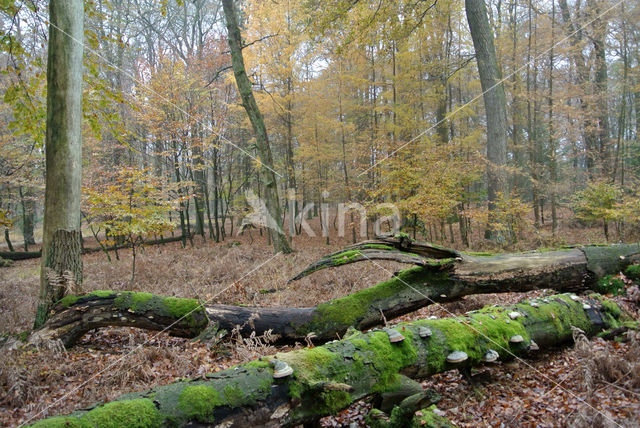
(37, 243, 640, 347)
(28, 293, 631, 427)
(289, 235, 461, 281)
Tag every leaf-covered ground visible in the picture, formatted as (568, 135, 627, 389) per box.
(1, 234, 639, 427)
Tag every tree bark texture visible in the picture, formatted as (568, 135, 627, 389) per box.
(35, 0, 84, 329)
(37, 242, 640, 347)
(221, 0, 292, 254)
(465, 0, 509, 242)
(27, 294, 630, 427)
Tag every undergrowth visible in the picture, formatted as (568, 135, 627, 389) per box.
(569, 328, 640, 428)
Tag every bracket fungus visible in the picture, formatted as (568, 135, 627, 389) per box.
(446, 351, 469, 364)
(272, 360, 293, 378)
(419, 326, 432, 338)
(384, 328, 405, 343)
(509, 334, 524, 344)
(483, 349, 499, 363)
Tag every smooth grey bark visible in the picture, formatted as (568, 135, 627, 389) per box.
(35, 0, 84, 329)
(465, 0, 509, 242)
(221, 0, 292, 254)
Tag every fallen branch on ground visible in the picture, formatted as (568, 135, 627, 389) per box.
(32, 241, 640, 347)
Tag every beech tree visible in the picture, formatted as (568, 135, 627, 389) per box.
(34, 0, 85, 329)
(465, 0, 509, 242)
(222, 0, 292, 254)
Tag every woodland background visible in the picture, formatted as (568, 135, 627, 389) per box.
(0, 0, 639, 250)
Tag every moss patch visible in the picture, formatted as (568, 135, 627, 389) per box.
(57, 295, 80, 308)
(109, 292, 206, 329)
(223, 384, 245, 407)
(89, 290, 117, 298)
(163, 297, 201, 319)
(331, 250, 362, 265)
(361, 244, 396, 251)
(310, 266, 441, 333)
(177, 385, 223, 421)
(84, 398, 161, 428)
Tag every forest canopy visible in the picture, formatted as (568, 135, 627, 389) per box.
(0, 0, 638, 250)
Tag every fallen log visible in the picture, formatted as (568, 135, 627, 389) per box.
(289, 234, 461, 281)
(37, 242, 640, 347)
(27, 293, 633, 427)
(0, 236, 185, 261)
(0, 250, 41, 260)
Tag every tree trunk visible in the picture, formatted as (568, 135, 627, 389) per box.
(37, 240, 640, 347)
(465, 0, 509, 243)
(221, 0, 292, 254)
(19, 186, 36, 250)
(4, 228, 15, 252)
(34, 0, 84, 329)
(191, 126, 207, 239)
(27, 293, 629, 427)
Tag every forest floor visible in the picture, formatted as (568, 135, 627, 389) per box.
(1, 223, 640, 427)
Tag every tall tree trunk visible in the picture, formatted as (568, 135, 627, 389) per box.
(465, 0, 509, 243)
(221, 0, 292, 254)
(548, 1, 558, 236)
(19, 186, 36, 250)
(558, 0, 598, 178)
(34, 0, 84, 329)
(526, 0, 540, 228)
(191, 126, 207, 239)
(590, 0, 610, 177)
(172, 142, 188, 249)
(509, 0, 526, 193)
(4, 228, 15, 252)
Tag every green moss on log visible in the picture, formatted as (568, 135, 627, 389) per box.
(84, 399, 161, 428)
(54, 291, 208, 330)
(361, 244, 396, 251)
(178, 385, 223, 421)
(331, 249, 363, 265)
(31, 399, 162, 428)
(310, 266, 447, 334)
(29, 294, 626, 427)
